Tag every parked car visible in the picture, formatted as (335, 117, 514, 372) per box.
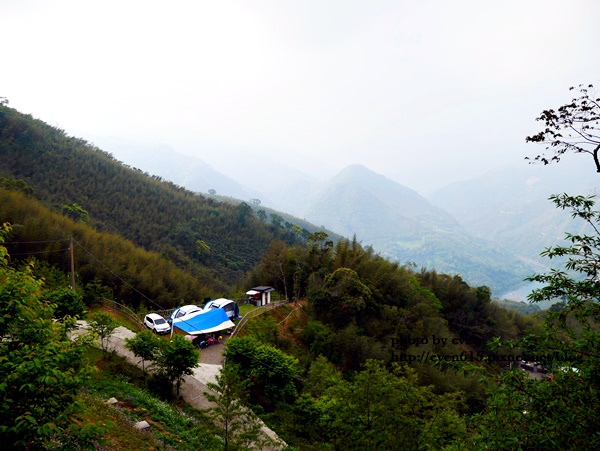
(202, 298, 240, 319)
(144, 313, 170, 334)
(168, 304, 204, 324)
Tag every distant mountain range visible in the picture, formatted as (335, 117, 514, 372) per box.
(428, 162, 598, 267)
(86, 137, 600, 298)
(298, 164, 534, 294)
(92, 137, 263, 201)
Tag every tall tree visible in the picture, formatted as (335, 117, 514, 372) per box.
(310, 267, 372, 329)
(260, 240, 291, 301)
(526, 83, 600, 171)
(472, 194, 600, 448)
(324, 360, 465, 450)
(46, 287, 87, 319)
(88, 312, 119, 356)
(157, 335, 199, 398)
(225, 336, 300, 410)
(474, 194, 600, 449)
(204, 363, 271, 450)
(471, 101, 600, 447)
(124, 330, 162, 380)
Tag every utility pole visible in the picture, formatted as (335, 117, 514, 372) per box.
(70, 236, 76, 290)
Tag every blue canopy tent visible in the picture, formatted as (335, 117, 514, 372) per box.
(171, 308, 235, 336)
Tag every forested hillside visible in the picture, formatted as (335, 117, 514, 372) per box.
(0, 188, 214, 307)
(233, 235, 538, 447)
(0, 104, 324, 304)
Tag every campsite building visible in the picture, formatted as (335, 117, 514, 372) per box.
(246, 286, 275, 307)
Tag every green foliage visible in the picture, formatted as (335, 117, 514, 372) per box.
(250, 234, 526, 387)
(291, 359, 466, 450)
(301, 320, 335, 362)
(242, 313, 280, 345)
(124, 330, 161, 378)
(196, 238, 211, 255)
(82, 277, 113, 306)
(328, 324, 388, 371)
(156, 335, 199, 398)
(46, 287, 87, 319)
(331, 360, 466, 450)
(270, 213, 284, 228)
(304, 355, 342, 398)
(225, 336, 301, 409)
(87, 365, 221, 450)
(0, 188, 211, 308)
(494, 298, 541, 315)
(310, 267, 372, 329)
(88, 312, 119, 356)
(0, 227, 95, 448)
(205, 363, 272, 450)
(22, 257, 71, 290)
(147, 372, 175, 401)
(259, 240, 292, 300)
(0, 176, 36, 197)
(419, 271, 519, 347)
(471, 193, 600, 448)
(237, 201, 253, 224)
(62, 203, 89, 222)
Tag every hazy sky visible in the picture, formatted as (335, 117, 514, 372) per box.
(3, 0, 600, 193)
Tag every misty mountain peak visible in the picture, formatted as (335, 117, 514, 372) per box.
(329, 164, 425, 208)
(335, 164, 394, 185)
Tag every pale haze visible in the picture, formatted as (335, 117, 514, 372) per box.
(2, 0, 599, 194)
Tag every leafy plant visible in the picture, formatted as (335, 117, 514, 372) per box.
(0, 224, 97, 448)
(205, 363, 273, 450)
(155, 335, 199, 399)
(124, 329, 162, 380)
(88, 312, 119, 356)
(46, 287, 87, 319)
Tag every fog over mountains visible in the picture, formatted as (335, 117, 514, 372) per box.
(97, 138, 598, 300)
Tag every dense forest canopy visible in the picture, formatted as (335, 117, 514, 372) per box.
(0, 104, 333, 307)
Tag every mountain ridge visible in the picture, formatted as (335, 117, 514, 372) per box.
(299, 164, 535, 293)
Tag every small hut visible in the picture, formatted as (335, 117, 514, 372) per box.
(245, 286, 275, 307)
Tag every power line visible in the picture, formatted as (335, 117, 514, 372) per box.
(3, 239, 70, 244)
(9, 248, 70, 256)
(3, 236, 170, 312)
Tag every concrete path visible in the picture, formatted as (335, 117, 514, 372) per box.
(74, 321, 286, 449)
(75, 321, 224, 385)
